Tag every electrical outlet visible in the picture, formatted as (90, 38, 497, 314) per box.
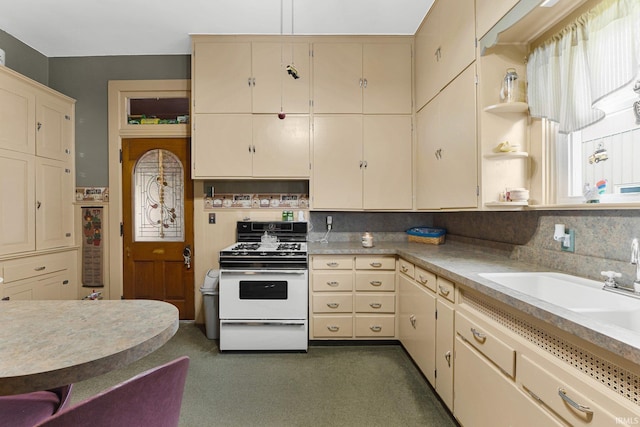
(208, 213, 216, 224)
(326, 215, 333, 230)
(561, 229, 575, 252)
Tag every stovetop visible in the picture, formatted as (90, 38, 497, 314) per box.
(221, 242, 307, 254)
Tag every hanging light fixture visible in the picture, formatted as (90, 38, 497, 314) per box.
(286, 0, 299, 80)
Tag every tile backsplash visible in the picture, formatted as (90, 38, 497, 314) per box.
(309, 210, 640, 287)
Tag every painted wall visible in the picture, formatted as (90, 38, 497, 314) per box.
(0, 30, 48, 85)
(48, 55, 190, 187)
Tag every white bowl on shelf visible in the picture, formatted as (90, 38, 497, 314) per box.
(507, 188, 529, 202)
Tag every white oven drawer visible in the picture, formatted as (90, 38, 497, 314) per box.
(220, 320, 308, 351)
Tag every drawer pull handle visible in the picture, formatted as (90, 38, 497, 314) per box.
(438, 286, 450, 296)
(327, 303, 339, 309)
(370, 280, 382, 286)
(369, 303, 382, 309)
(370, 325, 382, 332)
(34, 266, 46, 271)
(409, 314, 417, 328)
(418, 275, 428, 284)
(370, 262, 382, 268)
(471, 327, 487, 343)
(401, 265, 408, 272)
(444, 350, 452, 367)
(62, 280, 69, 285)
(327, 262, 339, 267)
(327, 281, 339, 287)
(327, 325, 340, 332)
(558, 388, 593, 415)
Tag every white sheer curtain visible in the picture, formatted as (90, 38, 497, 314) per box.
(527, 0, 640, 133)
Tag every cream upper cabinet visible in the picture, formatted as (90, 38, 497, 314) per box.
(192, 39, 310, 114)
(0, 66, 75, 257)
(35, 157, 74, 250)
(252, 114, 310, 178)
(312, 41, 412, 114)
(312, 115, 412, 210)
(192, 113, 310, 179)
(0, 72, 36, 155)
(36, 91, 74, 162)
(415, 0, 475, 110)
(0, 150, 35, 255)
(416, 64, 478, 210)
(476, 0, 519, 39)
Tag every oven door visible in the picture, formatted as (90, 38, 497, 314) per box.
(219, 270, 308, 320)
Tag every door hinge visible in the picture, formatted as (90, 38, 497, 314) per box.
(434, 369, 437, 379)
(435, 309, 438, 320)
(477, 186, 480, 196)
(475, 38, 478, 48)
(119, 149, 123, 163)
(120, 222, 124, 237)
(475, 74, 479, 86)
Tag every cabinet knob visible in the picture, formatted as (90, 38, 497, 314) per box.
(37, 122, 42, 131)
(444, 350, 452, 367)
(409, 314, 417, 328)
(438, 286, 450, 297)
(471, 327, 487, 343)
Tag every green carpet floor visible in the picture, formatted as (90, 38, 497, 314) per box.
(70, 322, 458, 427)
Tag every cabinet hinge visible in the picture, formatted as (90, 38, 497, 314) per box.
(120, 222, 124, 237)
(435, 309, 438, 320)
(475, 74, 479, 86)
(310, 48, 314, 57)
(434, 369, 437, 379)
(475, 38, 478, 48)
(64, 115, 71, 120)
(119, 149, 123, 163)
(477, 186, 480, 196)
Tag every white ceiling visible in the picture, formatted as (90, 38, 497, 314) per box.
(0, 0, 435, 57)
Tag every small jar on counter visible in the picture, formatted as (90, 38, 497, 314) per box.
(361, 232, 374, 248)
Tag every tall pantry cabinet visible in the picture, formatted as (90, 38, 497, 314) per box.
(0, 66, 78, 300)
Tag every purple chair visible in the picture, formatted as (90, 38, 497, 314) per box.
(0, 384, 73, 427)
(35, 356, 190, 427)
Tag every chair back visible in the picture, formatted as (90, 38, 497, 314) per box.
(36, 356, 190, 427)
(0, 383, 72, 427)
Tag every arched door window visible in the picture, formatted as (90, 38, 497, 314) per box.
(134, 149, 184, 241)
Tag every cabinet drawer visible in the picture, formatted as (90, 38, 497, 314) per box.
(355, 271, 395, 291)
(436, 277, 455, 303)
(355, 294, 395, 313)
(2, 252, 69, 283)
(312, 294, 353, 313)
(519, 354, 627, 426)
(312, 256, 354, 270)
(398, 259, 415, 278)
(312, 315, 353, 338)
(355, 315, 395, 337)
(415, 266, 436, 292)
(355, 256, 395, 270)
(456, 310, 515, 378)
(312, 272, 353, 292)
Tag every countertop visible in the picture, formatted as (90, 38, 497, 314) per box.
(308, 240, 640, 365)
(0, 299, 179, 395)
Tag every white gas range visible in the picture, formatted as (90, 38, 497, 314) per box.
(218, 221, 308, 351)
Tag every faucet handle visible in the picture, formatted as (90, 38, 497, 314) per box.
(601, 271, 622, 287)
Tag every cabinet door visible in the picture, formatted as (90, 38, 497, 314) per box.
(454, 336, 564, 427)
(0, 150, 35, 255)
(362, 43, 412, 114)
(476, 0, 519, 39)
(363, 115, 412, 210)
(35, 158, 73, 250)
(414, 4, 444, 110)
(415, 96, 442, 210)
(252, 42, 310, 114)
(192, 114, 253, 178)
(435, 299, 454, 411)
(398, 275, 436, 384)
(312, 115, 363, 209)
(438, 0, 475, 89)
(193, 42, 252, 113)
(312, 43, 363, 113)
(252, 114, 309, 178)
(0, 72, 36, 154)
(36, 91, 74, 162)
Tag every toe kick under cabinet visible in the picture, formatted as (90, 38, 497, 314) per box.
(310, 255, 396, 340)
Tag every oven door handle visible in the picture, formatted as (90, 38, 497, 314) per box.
(220, 321, 306, 326)
(220, 270, 307, 275)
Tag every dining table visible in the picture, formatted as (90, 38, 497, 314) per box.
(0, 299, 179, 395)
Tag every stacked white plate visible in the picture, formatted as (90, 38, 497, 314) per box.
(508, 188, 529, 202)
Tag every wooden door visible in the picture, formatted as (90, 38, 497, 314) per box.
(122, 138, 194, 319)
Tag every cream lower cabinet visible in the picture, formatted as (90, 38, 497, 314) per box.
(416, 64, 478, 210)
(310, 255, 396, 339)
(455, 290, 640, 426)
(192, 114, 310, 179)
(312, 115, 412, 210)
(397, 258, 455, 410)
(0, 249, 78, 300)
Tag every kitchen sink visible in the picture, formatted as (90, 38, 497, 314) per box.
(478, 272, 640, 332)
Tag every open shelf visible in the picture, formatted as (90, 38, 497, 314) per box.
(485, 201, 528, 210)
(483, 102, 529, 114)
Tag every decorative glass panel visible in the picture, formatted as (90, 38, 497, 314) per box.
(134, 149, 184, 241)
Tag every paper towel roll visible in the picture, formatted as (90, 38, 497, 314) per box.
(0, 49, 5, 66)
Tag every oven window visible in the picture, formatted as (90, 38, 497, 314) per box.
(239, 281, 288, 300)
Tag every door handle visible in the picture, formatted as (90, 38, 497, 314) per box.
(183, 245, 192, 269)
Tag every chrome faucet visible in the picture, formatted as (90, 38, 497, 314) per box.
(631, 238, 640, 287)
